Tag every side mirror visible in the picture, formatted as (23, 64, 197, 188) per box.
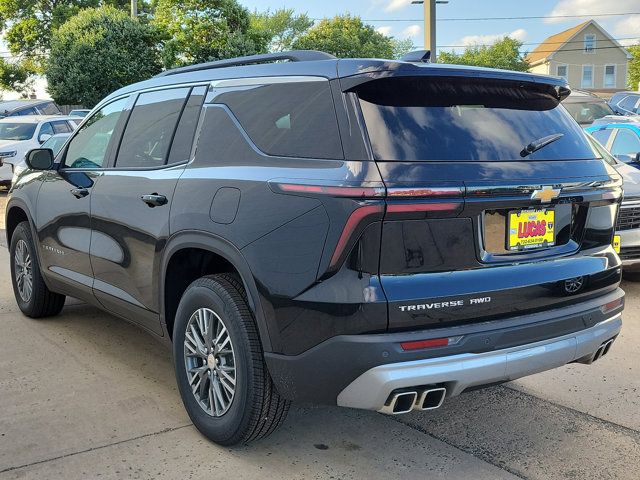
(25, 148, 54, 171)
(38, 133, 52, 144)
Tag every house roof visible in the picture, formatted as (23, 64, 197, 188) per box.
(526, 20, 631, 66)
(526, 21, 590, 65)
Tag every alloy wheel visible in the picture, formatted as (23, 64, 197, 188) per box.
(184, 307, 237, 417)
(14, 239, 33, 303)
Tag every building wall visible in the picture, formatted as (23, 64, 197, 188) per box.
(529, 63, 550, 75)
(550, 23, 628, 90)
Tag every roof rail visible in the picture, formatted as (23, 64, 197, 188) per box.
(155, 50, 337, 78)
(401, 50, 432, 63)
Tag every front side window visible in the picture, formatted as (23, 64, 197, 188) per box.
(52, 121, 72, 134)
(115, 88, 190, 168)
(619, 95, 639, 114)
(216, 80, 343, 159)
(556, 65, 568, 79)
(356, 76, 598, 162)
(611, 129, 640, 157)
(581, 66, 594, 88)
(584, 34, 596, 53)
(64, 97, 128, 169)
(604, 65, 616, 88)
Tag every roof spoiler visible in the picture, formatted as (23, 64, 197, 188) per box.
(155, 50, 337, 78)
(400, 50, 432, 63)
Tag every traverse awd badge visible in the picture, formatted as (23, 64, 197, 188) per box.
(531, 186, 561, 203)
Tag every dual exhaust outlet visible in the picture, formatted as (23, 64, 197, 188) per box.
(380, 387, 447, 415)
(592, 338, 615, 363)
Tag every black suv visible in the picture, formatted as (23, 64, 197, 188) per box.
(6, 51, 625, 445)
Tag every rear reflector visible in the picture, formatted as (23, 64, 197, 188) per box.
(601, 297, 623, 314)
(400, 336, 463, 351)
(387, 202, 462, 213)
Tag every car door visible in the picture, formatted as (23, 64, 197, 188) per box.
(89, 85, 206, 335)
(35, 96, 130, 303)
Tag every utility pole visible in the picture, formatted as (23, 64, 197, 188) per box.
(411, 1, 449, 62)
(131, 0, 138, 18)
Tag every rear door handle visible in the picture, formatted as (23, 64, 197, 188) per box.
(70, 188, 89, 199)
(141, 193, 168, 208)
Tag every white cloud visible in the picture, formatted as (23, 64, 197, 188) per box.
(385, 0, 412, 12)
(545, 0, 640, 23)
(402, 24, 422, 38)
(376, 26, 393, 36)
(459, 28, 527, 46)
(613, 14, 640, 45)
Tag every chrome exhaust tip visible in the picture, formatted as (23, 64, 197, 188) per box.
(415, 387, 447, 411)
(379, 390, 418, 415)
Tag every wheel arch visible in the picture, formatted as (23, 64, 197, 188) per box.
(161, 231, 274, 352)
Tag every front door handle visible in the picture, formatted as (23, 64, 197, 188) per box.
(141, 193, 168, 208)
(70, 188, 89, 199)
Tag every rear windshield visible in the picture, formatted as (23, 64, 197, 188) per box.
(356, 77, 599, 162)
(563, 101, 613, 125)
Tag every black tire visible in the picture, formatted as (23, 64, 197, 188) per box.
(9, 221, 65, 318)
(173, 274, 290, 445)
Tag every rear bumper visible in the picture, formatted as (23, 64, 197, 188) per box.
(265, 288, 624, 407)
(337, 313, 621, 412)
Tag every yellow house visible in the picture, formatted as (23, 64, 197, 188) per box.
(527, 20, 631, 92)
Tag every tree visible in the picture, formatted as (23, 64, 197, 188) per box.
(46, 6, 163, 107)
(250, 8, 313, 53)
(438, 37, 530, 72)
(0, 59, 35, 96)
(628, 45, 640, 90)
(293, 15, 396, 59)
(153, 0, 268, 68)
(0, 1, 137, 63)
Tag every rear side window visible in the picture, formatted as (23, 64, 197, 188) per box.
(167, 86, 206, 164)
(591, 129, 613, 146)
(216, 80, 343, 159)
(116, 87, 190, 168)
(356, 76, 599, 162)
(15, 107, 37, 116)
(38, 102, 60, 115)
(619, 95, 639, 113)
(611, 129, 640, 156)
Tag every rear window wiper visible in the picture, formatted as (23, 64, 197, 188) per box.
(520, 133, 564, 158)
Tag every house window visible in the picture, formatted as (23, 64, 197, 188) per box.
(604, 65, 617, 88)
(556, 65, 568, 80)
(581, 65, 594, 88)
(584, 34, 596, 53)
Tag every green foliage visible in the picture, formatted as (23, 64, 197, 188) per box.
(628, 45, 640, 90)
(250, 8, 314, 53)
(153, 0, 268, 68)
(293, 15, 396, 59)
(0, 59, 35, 95)
(438, 37, 530, 72)
(392, 38, 415, 60)
(0, 1, 137, 63)
(46, 6, 162, 107)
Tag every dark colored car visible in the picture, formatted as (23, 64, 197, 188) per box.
(6, 51, 625, 446)
(609, 91, 640, 116)
(0, 99, 61, 118)
(563, 90, 614, 126)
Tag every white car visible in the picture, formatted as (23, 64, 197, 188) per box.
(0, 115, 80, 187)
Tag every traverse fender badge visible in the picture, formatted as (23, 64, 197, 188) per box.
(531, 186, 561, 203)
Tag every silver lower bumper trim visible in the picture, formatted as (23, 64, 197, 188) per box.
(337, 315, 622, 412)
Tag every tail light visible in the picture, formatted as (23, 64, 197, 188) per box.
(270, 180, 464, 270)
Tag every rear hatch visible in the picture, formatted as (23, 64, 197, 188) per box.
(351, 74, 622, 332)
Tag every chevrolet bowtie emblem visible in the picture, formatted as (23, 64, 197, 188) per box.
(531, 186, 561, 203)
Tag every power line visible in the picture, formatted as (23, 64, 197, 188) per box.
(437, 36, 639, 49)
(328, 12, 640, 22)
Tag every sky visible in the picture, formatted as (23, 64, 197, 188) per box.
(240, 0, 640, 53)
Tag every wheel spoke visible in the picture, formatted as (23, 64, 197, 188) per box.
(212, 376, 227, 412)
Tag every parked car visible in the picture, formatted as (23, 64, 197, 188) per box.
(0, 116, 78, 187)
(588, 134, 640, 277)
(585, 122, 640, 168)
(609, 91, 640, 116)
(6, 51, 624, 446)
(563, 90, 614, 126)
(68, 109, 90, 118)
(0, 99, 61, 118)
